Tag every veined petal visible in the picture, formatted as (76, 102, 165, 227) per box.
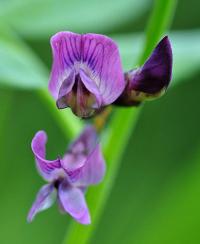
(56, 70, 75, 109)
(58, 181, 91, 225)
(27, 184, 55, 222)
(70, 143, 106, 186)
(57, 73, 101, 117)
(61, 126, 105, 185)
(70, 78, 100, 118)
(62, 153, 86, 172)
(31, 131, 64, 181)
(69, 125, 97, 155)
(49, 32, 81, 99)
(79, 69, 102, 108)
(81, 33, 125, 105)
(48, 32, 125, 116)
(61, 126, 97, 172)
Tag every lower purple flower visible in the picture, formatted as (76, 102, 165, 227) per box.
(27, 126, 105, 225)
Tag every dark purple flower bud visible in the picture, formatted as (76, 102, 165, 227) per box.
(27, 126, 105, 225)
(49, 32, 125, 118)
(114, 36, 172, 106)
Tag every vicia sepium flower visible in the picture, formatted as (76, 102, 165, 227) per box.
(49, 31, 125, 118)
(27, 126, 105, 225)
(114, 36, 172, 106)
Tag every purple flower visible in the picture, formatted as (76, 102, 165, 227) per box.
(115, 36, 173, 106)
(27, 126, 105, 225)
(49, 31, 125, 118)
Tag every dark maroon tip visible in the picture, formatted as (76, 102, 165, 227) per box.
(131, 35, 173, 94)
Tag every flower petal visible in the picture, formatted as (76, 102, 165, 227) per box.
(69, 143, 106, 186)
(49, 32, 125, 108)
(49, 32, 81, 99)
(82, 33, 125, 105)
(31, 131, 64, 181)
(61, 126, 97, 172)
(69, 125, 97, 156)
(79, 69, 102, 108)
(57, 72, 102, 117)
(62, 153, 86, 172)
(131, 36, 172, 94)
(27, 184, 55, 222)
(58, 181, 91, 224)
(56, 70, 75, 109)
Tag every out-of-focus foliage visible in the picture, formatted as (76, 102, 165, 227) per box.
(0, 0, 200, 244)
(0, 89, 69, 244)
(93, 73, 200, 244)
(0, 24, 47, 89)
(0, 0, 150, 38)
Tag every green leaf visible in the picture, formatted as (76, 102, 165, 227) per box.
(0, 24, 82, 138)
(0, 0, 150, 38)
(138, 0, 177, 64)
(63, 1, 177, 244)
(0, 23, 47, 89)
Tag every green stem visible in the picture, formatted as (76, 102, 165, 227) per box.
(63, 1, 177, 243)
(139, 0, 177, 65)
(64, 108, 140, 244)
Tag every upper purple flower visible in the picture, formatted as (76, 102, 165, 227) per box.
(49, 31, 125, 118)
(115, 36, 173, 106)
(27, 126, 105, 225)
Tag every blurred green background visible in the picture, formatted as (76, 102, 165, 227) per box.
(0, 0, 200, 243)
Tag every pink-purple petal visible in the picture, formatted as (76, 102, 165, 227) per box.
(69, 143, 106, 186)
(49, 32, 81, 99)
(82, 33, 125, 105)
(58, 181, 91, 225)
(56, 70, 75, 109)
(61, 126, 98, 177)
(79, 69, 102, 108)
(62, 153, 86, 171)
(69, 125, 97, 154)
(31, 131, 63, 181)
(27, 184, 55, 222)
(48, 32, 125, 117)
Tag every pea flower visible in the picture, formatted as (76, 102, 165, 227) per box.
(115, 36, 172, 106)
(49, 31, 125, 118)
(27, 126, 105, 225)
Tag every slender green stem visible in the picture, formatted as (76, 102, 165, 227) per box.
(0, 90, 13, 170)
(0, 90, 13, 138)
(64, 108, 140, 244)
(37, 89, 83, 139)
(63, 1, 177, 244)
(139, 0, 177, 65)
